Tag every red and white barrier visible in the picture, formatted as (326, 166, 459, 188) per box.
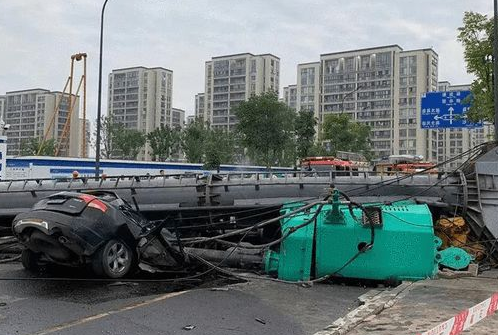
(418, 293, 498, 335)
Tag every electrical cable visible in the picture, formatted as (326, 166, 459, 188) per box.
(151, 197, 321, 224)
(188, 191, 378, 286)
(213, 204, 326, 250)
(344, 142, 490, 197)
(385, 145, 486, 204)
(180, 200, 326, 245)
(310, 201, 376, 284)
(381, 211, 434, 228)
(187, 252, 313, 285)
(173, 207, 282, 230)
(158, 205, 279, 223)
(0, 255, 20, 263)
(189, 188, 375, 286)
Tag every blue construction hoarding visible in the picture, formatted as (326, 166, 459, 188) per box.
(420, 91, 482, 129)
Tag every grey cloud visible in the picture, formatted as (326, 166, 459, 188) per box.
(0, 0, 493, 124)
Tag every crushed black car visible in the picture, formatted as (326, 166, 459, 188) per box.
(12, 191, 183, 278)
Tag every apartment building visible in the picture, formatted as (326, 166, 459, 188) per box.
(396, 48, 439, 161)
(294, 45, 438, 159)
(107, 66, 173, 160)
(0, 96, 5, 121)
(436, 81, 494, 169)
(194, 93, 205, 122)
(296, 62, 320, 121)
(187, 115, 195, 125)
(203, 53, 280, 130)
(3, 89, 81, 157)
(171, 108, 185, 129)
(282, 85, 297, 110)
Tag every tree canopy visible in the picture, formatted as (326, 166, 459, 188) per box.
(20, 138, 56, 156)
(181, 120, 208, 163)
(321, 113, 371, 159)
(146, 125, 181, 161)
(96, 116, 118, 159)
(457, 11, 494, 122)
(203, 129, 235, 170)
(295, 110, 317, 159)
(112, 124, 146, 160)
(180, 120, 236, 168)
(234, 91, 295, 168)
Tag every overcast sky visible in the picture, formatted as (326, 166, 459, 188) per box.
(0, 0, 493, 123)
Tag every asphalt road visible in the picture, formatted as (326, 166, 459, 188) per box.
(0, 262, 369, 335)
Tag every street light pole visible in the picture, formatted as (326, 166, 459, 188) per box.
(340, 85, 364, 115)
(493, 0, 498, 140)
(95, 0, 110, 178)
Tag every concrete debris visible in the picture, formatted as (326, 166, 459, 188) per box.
(314, 282, 414, 335)
(437, 263, 479, 279)
(255, 318, 266, 324)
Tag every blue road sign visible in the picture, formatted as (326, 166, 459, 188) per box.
(420, 91, 482, 129)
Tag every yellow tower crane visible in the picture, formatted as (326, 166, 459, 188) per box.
(39, 53, 87, 157)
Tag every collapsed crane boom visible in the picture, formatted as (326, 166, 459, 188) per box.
(38, 53, 87, 157)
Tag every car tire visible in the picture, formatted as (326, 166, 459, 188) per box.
(21, 249, 41, 273)
(92, 239, 134, 279)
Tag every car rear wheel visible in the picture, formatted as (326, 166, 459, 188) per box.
(21, 249, 41, 273)
(92, 239, 134, 278)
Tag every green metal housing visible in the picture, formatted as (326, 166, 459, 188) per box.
(265, 200, 439, 282)
(436, 246, 473, 270)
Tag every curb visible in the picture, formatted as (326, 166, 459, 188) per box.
(417, 292, 498, 335)
(314, 282, 415, 335)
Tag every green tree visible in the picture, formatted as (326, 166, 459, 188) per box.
(181, 120, 208, 163)
(96, 116, 118, 159)
(113, 124, 146, 160)
(321, 114, 372, 159)
(308, 143, 328, 157)
(20, 138, 56, 156)
(234, 92, 295, 168)
(295, 110, 317, 159)
(281, 138, 298, 167)
(204, 129, 235, 170)
(146, 125, 181, 161)
(457, 11, 494, 122)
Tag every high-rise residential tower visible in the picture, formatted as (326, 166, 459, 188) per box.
(282, 85, 297, 110)
(107, 66, 173, 160)
(3, 89, 81, 157)
(0, 96, 6, 121)
(294, 45, 439, 160)
(194, 93, 205, 122)
(203, 53, 280, 130)
(171, 108, 185, 129)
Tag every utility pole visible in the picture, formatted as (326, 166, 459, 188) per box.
(494, 0, 498, 140)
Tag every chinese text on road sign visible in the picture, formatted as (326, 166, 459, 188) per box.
(421, 91, 482, 129)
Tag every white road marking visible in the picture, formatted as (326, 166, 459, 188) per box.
(29, 290, 187, 335)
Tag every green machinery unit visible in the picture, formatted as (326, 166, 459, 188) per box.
(264, 191, 450, 282)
